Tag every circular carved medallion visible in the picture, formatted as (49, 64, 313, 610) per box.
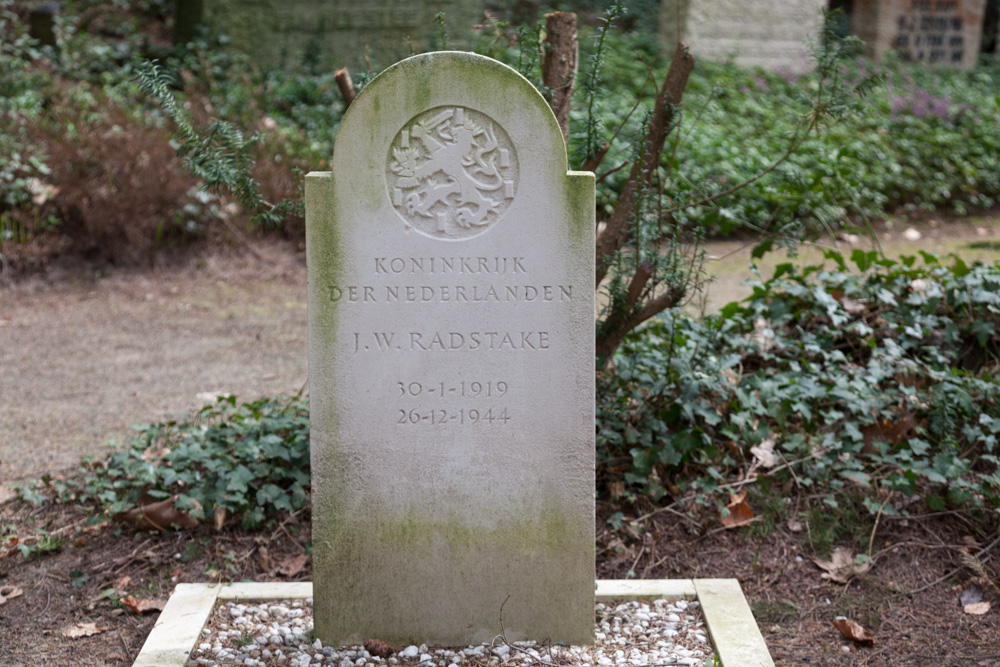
(386, 106, 518, 240)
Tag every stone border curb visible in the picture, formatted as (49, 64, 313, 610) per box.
(134, 580, 773, 667)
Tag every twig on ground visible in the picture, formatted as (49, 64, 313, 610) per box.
(119, 630, 134, 663)
(866, 498, 890, 559)
(634, 501, 702, 530)
(37, 588, 51, 618)
(888, 533, 1000, 600)
(268, 507, 307, 544)
(629, 543, 646, 574)
(279, 522, 306, 553)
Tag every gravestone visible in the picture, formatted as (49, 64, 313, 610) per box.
(852, 0, 987, 69)
(658, 0, 828, 69)
(29, 2, 61, 48)
(305, 52, 596, 646)
(176, 0, 482, 70)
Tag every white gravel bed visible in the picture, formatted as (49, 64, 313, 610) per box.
(187, 597, 712, 667)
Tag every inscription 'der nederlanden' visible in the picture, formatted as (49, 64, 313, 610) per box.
(325, 256, 574, 308)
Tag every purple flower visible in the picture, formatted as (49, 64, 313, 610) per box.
(931, 98, 951, 120)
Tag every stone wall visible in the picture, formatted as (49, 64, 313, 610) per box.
(658, 0, 828, 69)
(178, 0, 483, 71)
(852, 0, 987, 69)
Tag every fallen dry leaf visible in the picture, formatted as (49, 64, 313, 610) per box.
(140, 443, 172, 462)
(960, 585, 984, 607)
(841, 296, 866, 315)
(121, 496, 199, 532)
(82, 522, 108, 535)
(114, 575, 132, 595)
(720, 491, 754, 528)
(61, 622, 109, 638)
(277, 554, 310, 578)
(363, 639, 394, 657)
(2, 536, 19, 557)
(961, 535, 981, 553)
(0, 585, 23, 606)
(120, 595, 166, 615)
(812, 547, 871, 584)
(750, 438, 777, 468)
(213, 505, 227, 531)
(257, 545, 274, 572)
(964, 601, 991, 615)
(833, 616, 875, 644)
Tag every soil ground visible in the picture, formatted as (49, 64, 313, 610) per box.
(1, 228, 998, 666)
(0, 241, 310, 492)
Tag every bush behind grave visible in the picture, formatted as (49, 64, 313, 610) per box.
(6, 4, 1000, 268)
(598, 252, 1000, 517)
(21, 396, 311, 530)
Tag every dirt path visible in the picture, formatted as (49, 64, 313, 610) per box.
(696, 216, 1000, 314)
(0, 245, 309, 491)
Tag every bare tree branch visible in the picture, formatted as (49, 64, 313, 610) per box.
(595, 41, 694, 288)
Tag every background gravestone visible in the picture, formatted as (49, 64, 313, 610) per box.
(658, 0, 828, 69)
(852, 0, 987, 69)
(175, 0, 483, 70)
(306, 52, 595, 646)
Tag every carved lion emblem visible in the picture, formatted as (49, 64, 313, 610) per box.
(386, 106, 518, 240)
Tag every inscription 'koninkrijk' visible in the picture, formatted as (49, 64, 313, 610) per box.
(387, 106, 518, 240)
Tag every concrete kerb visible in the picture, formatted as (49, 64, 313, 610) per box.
(134, 580, 774, 667)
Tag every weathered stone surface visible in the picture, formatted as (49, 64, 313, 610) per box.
(853, 0, 986, 69)
(306, 52, 595, 646)
(185, 1, 482, 70)
(658, 0, 828, 69)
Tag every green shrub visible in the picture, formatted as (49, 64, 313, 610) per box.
(21, 396, 311, 530)
(562, 36, 1000, 237)
(600, 254, 1000, 515)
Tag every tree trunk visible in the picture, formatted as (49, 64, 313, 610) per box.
(335, 67, 356, 109)
(542, 11, 578, 147)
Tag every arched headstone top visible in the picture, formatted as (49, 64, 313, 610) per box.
(330, 52, 574, 243)
(337, 51, 567, 170)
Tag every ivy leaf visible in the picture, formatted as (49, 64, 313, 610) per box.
(225, 465, 255, 493)
(751, 239, 774, 259)
(851, 249, 874, 272)
(840, 470, 871, 487)
(972, 321, 995, 347)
